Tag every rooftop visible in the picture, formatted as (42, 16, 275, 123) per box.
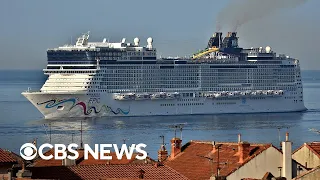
(27, 164, 188, 180)
(165, 140, 272, 180)
(293, 141, 320, 158)
(31, 149, 153, 167)
(0, 148, 19, 164)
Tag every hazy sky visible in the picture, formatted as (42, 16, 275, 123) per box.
(0, 0, 319, 70)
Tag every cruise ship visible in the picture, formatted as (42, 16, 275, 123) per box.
(22, 31, 307, 119)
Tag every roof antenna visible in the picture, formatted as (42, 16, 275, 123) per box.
(71, 133, 74, 144)
(169, 123, 187, 140)
(160, 135, 165, 147)
(278, 127, 281, 149)
(80, 120, 83, 149)
(123, 138, 129, 144)
(49, 122, 52, 144)
(180, 124, 184, 140)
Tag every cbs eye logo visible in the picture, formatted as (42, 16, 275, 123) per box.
(20, 143, 37, 160)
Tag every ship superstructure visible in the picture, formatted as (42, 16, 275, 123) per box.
(22, 31, 306, 119)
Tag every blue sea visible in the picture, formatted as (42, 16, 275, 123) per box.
(0, 70, 319, 158)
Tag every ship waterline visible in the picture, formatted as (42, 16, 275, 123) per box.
(22, 31, 306, 119)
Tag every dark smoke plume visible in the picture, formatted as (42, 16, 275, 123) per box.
(217, 0, 308, 31)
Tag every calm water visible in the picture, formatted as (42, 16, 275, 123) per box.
(0, 70, 319, 158)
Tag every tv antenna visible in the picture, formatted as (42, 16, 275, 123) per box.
(43, 123, 52, 144)
(122, 138, 129, 144)
(197, 144, 227, 178)
(71, 133, 75, 143)
(277, 126, 289, 149)
(169, 123, 187, 140)
(80, 120, 83, 149)
(159, 135, 165, 146)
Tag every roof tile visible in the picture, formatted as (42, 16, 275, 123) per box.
(0, 149, 18, 163)
(28, 164, 189, 180)
(165, 141, 271, 180)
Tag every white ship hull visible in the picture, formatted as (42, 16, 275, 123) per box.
(22, 92, 307, 119)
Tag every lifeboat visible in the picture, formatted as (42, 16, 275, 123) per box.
(221, 91, 228, 96)
(166, 93, 175, 99)
(267, 90, 274, 96)
(214, 92, 222, 98)
(228, 92, 235, 98)
(204, 92, 215, 98)
(151, 92, 166, 100)
(262, 91, 268, 96)
(251, 91, 257, 96)
(234, 91, 241, 97)
(256, 90, 263, 96)
(136, 93, 150, 100)
(241, 91, 251, 97)
(117, 93, 135, 100)
(273, 90, 284, 96)
(151, 94, 161, 100)
(173, 92, 181, 99)
(113, 94, 121, 100)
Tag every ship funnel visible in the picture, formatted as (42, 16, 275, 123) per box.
(207, 32, 223, 48)
(222, 32, 239, 48)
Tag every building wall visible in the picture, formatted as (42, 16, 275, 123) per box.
(292, 160, 308, 178)
(0, 165, 11, 174)
(294, 168, 320, 180)
(227, 147, 283, 180)
(292, 146, 320, 168)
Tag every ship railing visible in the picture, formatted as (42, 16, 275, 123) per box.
(23, 87, 41, 93)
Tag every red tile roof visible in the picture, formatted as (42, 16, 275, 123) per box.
(0, 148, 18, 164)
(32, 149, 147, 167)
(28, 164, 189, 180)
(165, 141, 271, 180)
(293, 142, 320, 159)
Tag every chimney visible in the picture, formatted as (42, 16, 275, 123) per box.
(7, 168, 13, 180)
(16, 166, 32, 179)
(170, 137, 182, 159)
(62, 151, 76, 166)
(238, 142, 250, 164)
(282, 132, 292, 180)
(238, 134, 241, 143)
(212, 141, 217, 153)
(158, 145, 168, 162)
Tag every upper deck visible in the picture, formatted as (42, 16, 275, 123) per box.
(45, 31, 299, 67)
